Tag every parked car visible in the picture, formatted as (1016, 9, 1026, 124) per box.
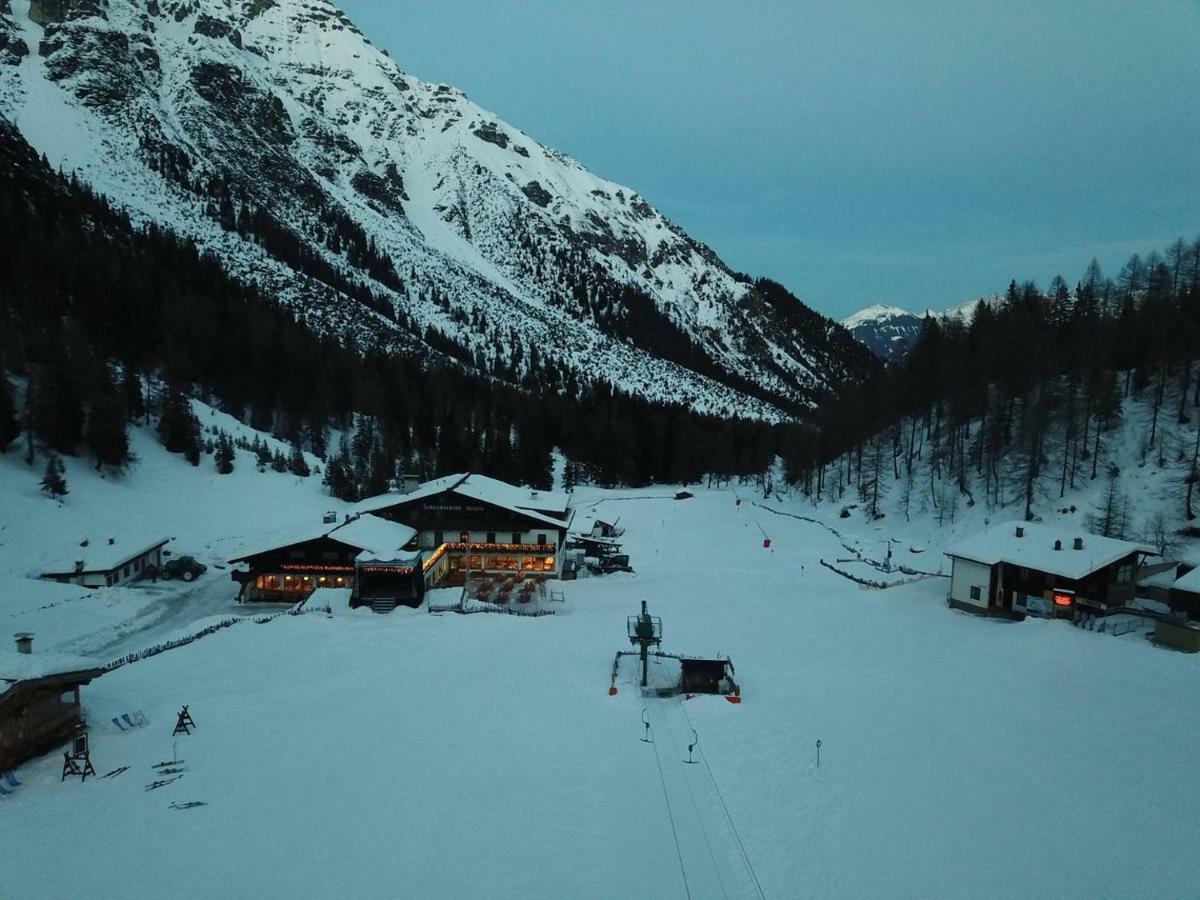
(157, 556, 208, 582)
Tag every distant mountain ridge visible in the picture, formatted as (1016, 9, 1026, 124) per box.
(842, 296, 1001, 363)
(0, 0, 876, 421)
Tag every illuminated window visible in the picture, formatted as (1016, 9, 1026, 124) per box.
(542, 556, 555, 572)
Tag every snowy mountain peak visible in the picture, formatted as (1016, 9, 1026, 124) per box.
(840, 304, 915, 330)
(0, 0, 876, 421)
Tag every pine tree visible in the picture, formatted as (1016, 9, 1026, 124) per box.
(287, 441, 310, 477)
(158, 387, 202, 464)
(30, 361, 85, 455)
(214, 432, 235, 474)
(121, 364, 146, 424)
(254, 438, 273, 469)
(0, 368, 18, 453)
(271, 449, 288, 473)
(85, 369, 132, 470)
(40, 454, 68, 499)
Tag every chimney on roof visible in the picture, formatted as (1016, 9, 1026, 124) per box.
(80, 538, 89, 547)
(1074, 537, 1084, 551)
(1015, 526, 1024, 538)
(75, 560, 85, 573)
(108, 537, 115, 545)
(1054, 540, 1062, 551)
(15, 633, 32, 655)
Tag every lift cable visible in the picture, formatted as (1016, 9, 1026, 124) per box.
(678, 699, 768, 900)
(657, 699, 730, 900)
(643, 702, 692, 900)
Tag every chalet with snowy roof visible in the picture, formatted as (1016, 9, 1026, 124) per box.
(39, 536, 170, 588)
(356, 473, 573, 586)
(1168, 565, 1200, 621)
(0, 637, 104, 772)
(944, 522, 1156, 618)
(229, 515, 423, 611)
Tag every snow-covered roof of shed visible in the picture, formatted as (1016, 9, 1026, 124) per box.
(228, 515, 414, 563)
(1173, 566, 1200, 594)
(944, 521, 1155, 581)
(1139, 567, 1182, 591)
(40, 536, 170, 576)
(0, 650, 103, 686)
(356, 473, 571, 527)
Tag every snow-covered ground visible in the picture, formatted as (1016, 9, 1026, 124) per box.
(0, 400, 348, 658)
(2, 440, 1198, 897)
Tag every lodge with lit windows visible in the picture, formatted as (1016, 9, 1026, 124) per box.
(944, 521, 1156, 619)
(228, 474, 573, 611)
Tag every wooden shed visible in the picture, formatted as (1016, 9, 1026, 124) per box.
(0, 641, 104, 771)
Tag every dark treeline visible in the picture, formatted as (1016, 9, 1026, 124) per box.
(810, 245, 1200, 524)
(0, 119, 790, 492)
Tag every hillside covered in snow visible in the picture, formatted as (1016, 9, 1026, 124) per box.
(2, 410, 1198, 898)
(0, 0, 874, 421)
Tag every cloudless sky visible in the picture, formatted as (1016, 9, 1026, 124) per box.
(340, 1, 1200, 320)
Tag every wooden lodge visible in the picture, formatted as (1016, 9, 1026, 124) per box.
(229, 474, 572, 612)
(1168, 565, 1200, 621)
(0, 638, 104, 772)
(356, 473, 573, 588)
(229, 515, 424, 610)
(39, 537, 170, 588)
(944, 522, 1156, 619)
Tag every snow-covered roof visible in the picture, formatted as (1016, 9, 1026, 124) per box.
(1139, 567, 1182, 591)
(228, 515, 415, 563)
(356, 473, 572, 528)
(326, 516, 416, 558)
(945, 522, 1155, 581)
(40, 537, 170, 576)
(1173, 566, 1200, 595)
(0, 650, 103, 687)
(355, 548, 423, 566)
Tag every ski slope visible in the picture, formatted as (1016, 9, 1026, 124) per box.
(2, 470, 1198, 898)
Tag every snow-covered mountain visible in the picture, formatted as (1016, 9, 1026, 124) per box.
(842, 296, 1001, 363)
(0, 0, 874, 421)
(840, 305, 925, 363)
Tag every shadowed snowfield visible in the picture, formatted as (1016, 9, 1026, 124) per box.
(3, 460, 1198, 898)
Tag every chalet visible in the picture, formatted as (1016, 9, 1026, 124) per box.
(1168, 565, 1200, 621)
(229, 515, 423, 610)
(356, 473, 573, 587)
(945, 522, 1156, 618)
(0, 637, 104, 772)
(39, 537, 170, 588)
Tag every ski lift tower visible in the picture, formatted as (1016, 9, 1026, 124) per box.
(627, 600, 662, 687)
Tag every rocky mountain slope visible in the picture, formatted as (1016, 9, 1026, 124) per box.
(0, 0, 875, 421)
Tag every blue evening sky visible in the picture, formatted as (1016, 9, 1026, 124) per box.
(339, 1, 1200, 320)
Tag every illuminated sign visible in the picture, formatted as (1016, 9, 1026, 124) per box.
(281, 564, 355, 572)
(1052, 592, 1074, 607)
(360, 566, 415, 575)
